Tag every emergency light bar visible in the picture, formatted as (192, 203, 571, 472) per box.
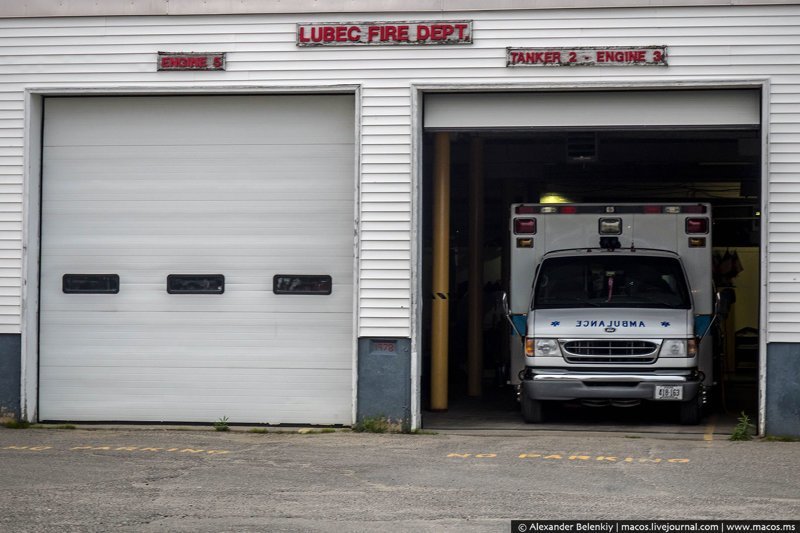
(512, 204, 711, 249)
(514, 204, 707, 215)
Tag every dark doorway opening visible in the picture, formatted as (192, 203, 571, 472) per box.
(420, 127, 762, 431)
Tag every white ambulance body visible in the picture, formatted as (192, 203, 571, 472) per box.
(508, 203, 713, 424)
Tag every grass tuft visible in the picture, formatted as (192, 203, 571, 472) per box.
(2, 419, 31, 429)
(213, 416, 230, 432)
(729, 411, 755, 441)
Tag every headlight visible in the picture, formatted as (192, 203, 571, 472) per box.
(660, 339, 697, 358)
(525, 338, 561, 357)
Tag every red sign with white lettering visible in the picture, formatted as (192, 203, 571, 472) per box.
(296, 21, 472, 46)
(507, 46, 667, 67)
(158, 52, 226, 71)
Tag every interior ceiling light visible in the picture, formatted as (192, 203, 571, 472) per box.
(539, 193, 573, 204)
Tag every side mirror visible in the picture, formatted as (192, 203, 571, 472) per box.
(715, 288, 736, 319)
(502, 291, 524, 339)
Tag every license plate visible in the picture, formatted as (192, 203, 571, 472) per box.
(654, 385, 684, 401)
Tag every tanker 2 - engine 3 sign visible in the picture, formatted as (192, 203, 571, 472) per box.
(297, 21, 472, 46)
(507, 46, 668, 67)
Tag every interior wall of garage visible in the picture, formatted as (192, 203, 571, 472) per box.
(3, 4, 800, 432)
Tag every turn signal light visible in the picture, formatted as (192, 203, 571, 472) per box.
(525, 338, 535, 357)
(514, 218, 536, 234)
(686, 218, 709, 234)
(516, 237, 533, 248)
(688, 338, 698, 357)
(688, 237, 706, 248)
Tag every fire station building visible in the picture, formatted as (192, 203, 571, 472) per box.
(0, 0, 798, 436)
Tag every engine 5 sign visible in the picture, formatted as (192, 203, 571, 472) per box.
(507, 46, 667, 67)
(157, 52, 226, 71)
(297, 21, 472, 46)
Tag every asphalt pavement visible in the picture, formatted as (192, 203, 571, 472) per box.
(0, 426, 798, 532)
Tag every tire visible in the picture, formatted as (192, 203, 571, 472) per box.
(521, 393, 545, 423)
(679, 396, 703, 425)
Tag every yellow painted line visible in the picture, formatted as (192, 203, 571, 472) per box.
(704, 415, 717, 442)
(1, 445, 52, 451)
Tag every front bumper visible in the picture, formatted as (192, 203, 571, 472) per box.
(523, 369, 701, 402)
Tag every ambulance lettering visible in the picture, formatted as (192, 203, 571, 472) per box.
(575, 320, 646, 328)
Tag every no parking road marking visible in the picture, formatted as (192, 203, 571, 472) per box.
(447, 453, 690, 464)
(1, 444, 232, 455)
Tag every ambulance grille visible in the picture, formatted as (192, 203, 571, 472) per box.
(562, 340, 658, 364)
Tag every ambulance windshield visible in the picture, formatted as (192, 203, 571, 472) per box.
(533, 255, 691, 310)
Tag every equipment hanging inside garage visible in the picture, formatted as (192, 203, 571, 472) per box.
(39, 95, 356, 424)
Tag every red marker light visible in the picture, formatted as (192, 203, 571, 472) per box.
(682, 205, 707, 214)
(559, 206, 577, 214)
(685, 218, 709, 234)
(515, 205, 538, 214)
(643, 206, 662, 214)
(514, 218, 536, 234)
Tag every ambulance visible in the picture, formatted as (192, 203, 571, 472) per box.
(505, 203, 717, 424)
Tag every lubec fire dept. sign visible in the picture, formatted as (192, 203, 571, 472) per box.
(507, 46, 668, 67)
(297, 21, 472, 46)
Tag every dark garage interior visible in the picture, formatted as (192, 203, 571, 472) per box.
(420, 126, 762, 431)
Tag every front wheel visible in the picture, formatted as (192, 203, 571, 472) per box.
(521, 393, 545, 423)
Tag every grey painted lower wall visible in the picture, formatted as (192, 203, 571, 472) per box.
(0, 333, 21, 420)
(357, 337, 411, 428)
(765, 343, 800, 437)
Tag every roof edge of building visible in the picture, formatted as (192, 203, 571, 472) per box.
(2, 0, 800, 19)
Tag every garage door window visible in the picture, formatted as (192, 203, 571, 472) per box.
(62, 274, 120, 294)
(273, 275, 332, 295)
(167, 274, 225, 294)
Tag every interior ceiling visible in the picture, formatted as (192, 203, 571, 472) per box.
(423, 128, 761, 247)
(448, 129, 760, 188)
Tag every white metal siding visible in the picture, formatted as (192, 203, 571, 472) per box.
(39, 95, 355, 422)
(1, 5, 799, 341)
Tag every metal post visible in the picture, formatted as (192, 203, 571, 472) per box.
(431, 132, 451, 411)
(467, 137, 484, 397)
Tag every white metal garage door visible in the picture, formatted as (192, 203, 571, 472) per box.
(39, 95, 356, 424)
(424, 90, 761, 129)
